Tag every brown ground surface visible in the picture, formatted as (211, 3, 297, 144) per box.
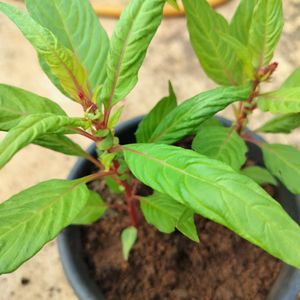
(0, 0, 300, 299)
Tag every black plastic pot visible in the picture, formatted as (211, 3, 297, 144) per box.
(58, 116, 300, 300)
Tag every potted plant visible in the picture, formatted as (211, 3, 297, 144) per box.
(0, 0, 300, 299)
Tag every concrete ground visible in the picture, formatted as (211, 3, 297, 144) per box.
(0, 0, 299, 299)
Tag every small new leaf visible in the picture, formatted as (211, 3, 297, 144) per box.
(0, 179, 90, 274)
(121, 226, 137, 261)
(192, 126, 248, 171)
(141, 192, 199, 242)
(262, 144, 300, 194)
(136, 81, 177, 143)
(72, 191, 107, 225)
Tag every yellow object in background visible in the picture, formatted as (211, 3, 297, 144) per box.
(91, 0, 230, 18)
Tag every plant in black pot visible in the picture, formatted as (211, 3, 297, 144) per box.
(0, 0, 300, 299)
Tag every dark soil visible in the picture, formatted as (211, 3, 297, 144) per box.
(82, 182, 282, 300)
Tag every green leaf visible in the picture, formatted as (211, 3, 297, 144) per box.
(124, 143, 300, 269)
(167, 0, 179, 10)
(34, 134, 86, 157)
(192, 126, 247, 171)
(25, 0, 109, 90)
(248, 0, 283, 68)
(0, 84, 66, 131)
(257, 88, 300, 113)
(0, 179, 90, 274)
(104, 176, 124, 194)
(229, 0, 258, 45)
(0, 3, 90, 102)
(135, 81, 177, 143)
(121, 226, 137, 261)
(282, 67, 300, 88)
(176, 208, 199, 243)
(241, 166, 277, 186)
(149, 84, 251, 144)
(100, 0, 165, 107)
(72, 191, 107, 225)
(0, 114, 86, 168)
(182, 0, 245, 85)
(257, 113, 300, 134)
(262, 144, 300, 194)
(141, 192, 199, 242)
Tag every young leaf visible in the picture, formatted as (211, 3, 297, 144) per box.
(72, 191, 107, 225)
(257, 113, 300, 134)
(149, 84, 251, 144)
(241, 166, 277, 186)
(176, 208, 199, 243)
(229, 0, 258, 45)
(192, 126, 248, 171)
(257, 88, 300, 113)
(0, 179, 90, 274)
(0, 114, 86, 168)
(182, 0, 245, 85)
(100, 0, 165, 107)
(0, 3, 90, 102)
(167, 0, 180, 10)
(248, 0, 283, 68)
(135, 82, 177, 143)
(121, 226, 137, 261)
(34, 134, 86, 157)
(124, 143, 300, 269)
(141, 192, 199, 242)
(25, 0, 109, 89)
(262, 144, 300, 194)
(0, 84, 66, 131)
(282, 67, 300, 88)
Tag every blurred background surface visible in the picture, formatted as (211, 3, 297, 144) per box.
(0, 0, 300, 299)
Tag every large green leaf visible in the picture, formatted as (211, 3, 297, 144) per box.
(192, 126, 247, 171)
(100, 0, 165, 107)
(262, 144, 300, 194)
(34, 134, 86, 157)
(25, 0, 109, 89)
(258, 113, 300, 134)
(0, 114, 86, 168)
(149, 85, 251, 144)
(248, 0, 283, 68)
(72, 191, 107, 225)
(0, 84, 66, 131)
(141, 192, 199, 242)
(124, 143, 300, 269)
(229, 0, 258, 45)
(241, 166, 277, 186)
(182, 0, 245, 85)
(0, 179, 90, 274)
(135, 82, 177, 143)
(0, 3, 90, 102)
(257, 88, 300, 113)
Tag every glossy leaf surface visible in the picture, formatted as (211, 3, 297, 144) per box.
(0, 179, 90, 273)
(124, 143, 300, 269)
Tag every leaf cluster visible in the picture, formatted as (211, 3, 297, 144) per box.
(0, 0, 300, 274)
